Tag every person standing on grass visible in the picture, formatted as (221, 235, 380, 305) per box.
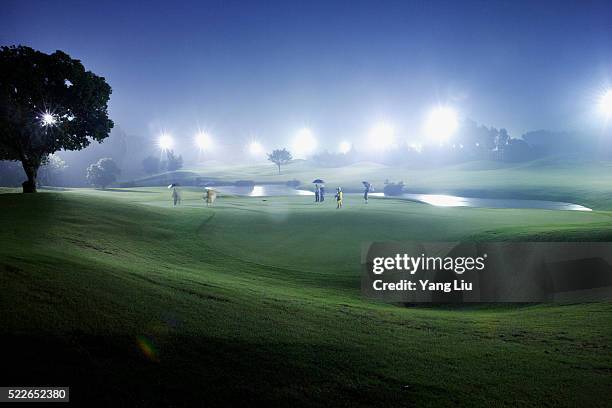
(315, 183, 320, 202)
(335, 187, 343, 209)
(204, 188, 217, 207)
(363, 182, 372, 204)
(172, 187, 181, 206)
(320, 185, 325, 202)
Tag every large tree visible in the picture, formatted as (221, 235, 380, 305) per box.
(267, 148, 292, 174)
(0, 45, 113, 192)
(86, 158, 120, 189)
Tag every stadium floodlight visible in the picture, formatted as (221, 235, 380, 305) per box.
(424, 106, 458, 142)
(339, 141, 352, 154)
(599, 89, 612, 118)
(292, 128, 318, 158)
(195, 132, 213, 152)
(40, 111, 57, 127)
(248, 140, 264, 155)
(158, 134, 174, 151)
(369, 122, 395, 150)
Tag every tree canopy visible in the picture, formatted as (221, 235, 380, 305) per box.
(86, 157, 120, 189)
(0, 45, 113, 192)
(267, 148, 292, 174)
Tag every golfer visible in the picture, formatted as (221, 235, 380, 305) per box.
(172, 187, 181, 206)
(203, 189, 213, 206)
(315, 184, 320, 202)
(363, 182, 372, 203)
(335, 187, 343, 209)
(320, 185, 325, 202)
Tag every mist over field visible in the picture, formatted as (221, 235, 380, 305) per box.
(2, 1, 612, 406)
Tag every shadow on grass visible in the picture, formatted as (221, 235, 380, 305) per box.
(0, 332, 410, 408)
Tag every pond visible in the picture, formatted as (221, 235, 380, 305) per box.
(211, 185, 591, 211)
(369, 192, 592, 211)
(213, 185, 314, 196)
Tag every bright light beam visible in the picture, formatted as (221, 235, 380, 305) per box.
(292, 128, 318, 158)
(158, 134, 174, 151)
(338, 141, 352, 154)
(424, 107, 458, 143)
(368, 122, 395, 151)
(40, 112, 57, 127)
(248, 140, 264, 156)
(599, 89, 612, 118)
(195, 132, 213, 152)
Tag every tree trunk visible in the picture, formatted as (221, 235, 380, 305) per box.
(21, 162, 39, 193)
(277, 164, 281, 174)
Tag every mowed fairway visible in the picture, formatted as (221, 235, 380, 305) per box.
(1, 188, 612, 407)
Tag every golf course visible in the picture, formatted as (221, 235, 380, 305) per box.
(2, 160, 612, 406)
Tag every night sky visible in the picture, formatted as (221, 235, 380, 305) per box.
(2, 0, 612, 154)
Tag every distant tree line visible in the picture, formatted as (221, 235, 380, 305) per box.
(142, 151, 183, 175)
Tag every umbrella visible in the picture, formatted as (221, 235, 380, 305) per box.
(312, 179, 325, 184)
(362, 181, 370, 186)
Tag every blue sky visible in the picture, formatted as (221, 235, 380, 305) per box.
(2, 0, 612, 154)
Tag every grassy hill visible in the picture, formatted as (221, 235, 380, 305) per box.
(1, 189, 611, 406)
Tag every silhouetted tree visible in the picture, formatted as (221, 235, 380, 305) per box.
(267, 148, 292, 174)
(0, 46, 113, 192)
(86, 158, 120, 189)
(142, 155, 160, 174)
(164, 151, 183, 171)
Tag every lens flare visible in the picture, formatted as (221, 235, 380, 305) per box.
(292, 128, 317, 158)
(136, 335, 159, 362)
(424, 107, 458, 142)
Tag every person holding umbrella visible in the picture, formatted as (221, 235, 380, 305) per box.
(313, 179, 325, 203)
(168, 183, 181, 206)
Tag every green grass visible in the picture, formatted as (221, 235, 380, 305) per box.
(1, 188, 611, 406)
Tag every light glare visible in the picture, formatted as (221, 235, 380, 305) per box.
(600, 89, 612, 117)
(248, 140, 264, 155)
(424, 107, 458, 142)
(292, 128, 318, 158)
(339, 141, 352, 154)
(40, 112, 57, 127)
(369, 122, 395, 150)
(195, 132, 213, 151)
(158, 134, 174, 151)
